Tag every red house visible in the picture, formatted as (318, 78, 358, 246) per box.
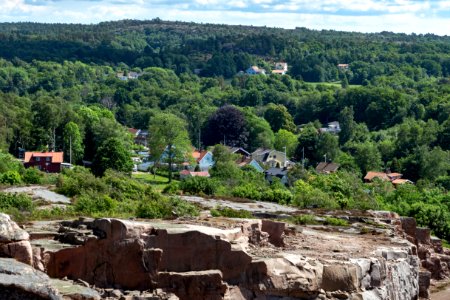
(24, 152, 64, 173)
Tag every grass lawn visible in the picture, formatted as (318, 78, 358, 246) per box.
(132, 172, 178, 192)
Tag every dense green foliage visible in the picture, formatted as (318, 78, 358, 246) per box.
(0, 20, 450, 241)
(55, 167, 198, 218)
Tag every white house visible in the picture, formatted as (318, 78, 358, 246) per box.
(272, 62, 288, 75)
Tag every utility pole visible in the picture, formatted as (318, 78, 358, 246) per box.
(324, 154, 327, 163)
(302, 147, 305, 170)
(69, 136, 72, 165)
(283, 146, 287, 168)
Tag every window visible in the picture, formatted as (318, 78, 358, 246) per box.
(35, 157, 40, 162)
(46, 157, 51, 162)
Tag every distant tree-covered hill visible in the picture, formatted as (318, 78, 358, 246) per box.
(1, 19, 449, 83)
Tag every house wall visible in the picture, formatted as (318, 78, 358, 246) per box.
(198, 152, 215, 170)
(25, 160, 61, 173)
(249, 160, 264, 172)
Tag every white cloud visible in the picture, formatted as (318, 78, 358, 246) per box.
(0, 0, 46, 13)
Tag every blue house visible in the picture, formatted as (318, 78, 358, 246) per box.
(194, 150, 215, 171)
(246, 66, 266, 75)
(265, 167, 289, 185)
(249, 159, 264, 172)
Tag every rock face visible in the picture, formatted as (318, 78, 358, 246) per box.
(0, 213, 34, 265)
(35, 216, 425, 300)
(1, 210, 443, 300)
(400, 216, 450, 298)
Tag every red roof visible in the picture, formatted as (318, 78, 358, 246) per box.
(24, 152, 64, 163)
(192, 150, 201, 160)
(197, 150, 209, 163)
(180, 170, 210, 177)
(128, 128, 138, 135)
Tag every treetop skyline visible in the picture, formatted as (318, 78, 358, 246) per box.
(2, 0, 449, 36)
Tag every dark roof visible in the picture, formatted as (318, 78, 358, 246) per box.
(316, 162, 340, 173)
(230, 147, 250, 156)
(265, 167, 288, 177)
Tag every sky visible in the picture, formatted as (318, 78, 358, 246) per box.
(1, 0, 450, 35)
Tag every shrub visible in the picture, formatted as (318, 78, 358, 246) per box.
(1, 171, 22, 185)
(324, 217, 349, 226)
(291, 214, 318, 225)
(56, 167, 106, 197)
(169, 197, 199, 217)
(0, 192, 34, 212)
(74, 192, 117, 214)
(22, 168, 43, 184)
(0, 152, 23, 174)
(163, 181, 180, 194)
(260, 189, 274, 202)
(180, 177, 216, 195)
(210, 207, 253, 218)
(270, 189, 293, 204)
(232, 184, 261, 200)
(103, 170, 147, 201)
(136, 198, 171, 219)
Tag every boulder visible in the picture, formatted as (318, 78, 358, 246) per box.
(0, 257, 60, 299)
(418, 271, 431, 299)
(244, 257, 323, 298)
(0, 213, 29, 242)
(261, 220, 285, 247)
(416, 227, 431, 245)
(431, 236, 443, 254)
(1, 240, 33, 265)
(321, 264, 359, 292)
(400, 217, 416, 238)
(158, 270, 227, 300)
(0, 213, 33, 266)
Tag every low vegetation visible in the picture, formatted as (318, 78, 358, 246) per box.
(210, 207, 253, 219)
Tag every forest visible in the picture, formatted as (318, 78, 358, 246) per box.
(0, 19, 450, 243)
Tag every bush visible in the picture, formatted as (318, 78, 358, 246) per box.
(163, 181, 180, 194)
(56, 167, 107, 197)
(270, 189, 293, 204)
(232, 184, 261, 200)
(210, 207, 253, 218)
(136, 198, 171, 219)
(0, 192, 34, 212)
(136, 196, 199, 219)
(74, 192, 117, 214)
(324, 217, 349, 226)
(169, 197, 199, 217)
(180, 177, 216, 195)
(0, 171, 22, 185)
(291, 214, 318, 225)
(22, 168, 43, 184)
(103, 170, 147, 201)
(0, 152, 23, 174)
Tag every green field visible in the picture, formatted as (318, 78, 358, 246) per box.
(132, 172, 178, 191)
